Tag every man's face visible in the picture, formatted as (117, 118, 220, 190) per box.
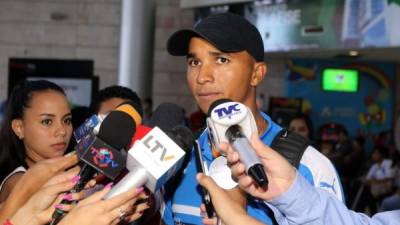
(186, 37, 258, 113)
(98, 97, 127, 115)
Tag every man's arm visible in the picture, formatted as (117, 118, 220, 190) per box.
(222, 134, 400, 225)
(268, 173, 400, 225)
(198, 170, 400, 225)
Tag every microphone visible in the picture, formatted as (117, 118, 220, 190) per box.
(104, 125, 194, 199)
(146, 102, 186, 130)
(73, 114, 103, 143)
(74, 99, 142, 144)
(50, 101, 142, 225)
(76, 112, 134, 181)
(76, 101, 143, 187)
(133, 103, 191, 193)
(206, 99, 268, 187)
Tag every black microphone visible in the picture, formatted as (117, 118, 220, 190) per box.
(146, 102, 186, 131)
(76, 111, 135, 181)
(50, 102, 141, 225)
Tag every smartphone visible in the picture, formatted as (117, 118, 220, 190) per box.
(193, 140, 215, 218)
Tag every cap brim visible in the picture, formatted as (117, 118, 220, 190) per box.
(167, 29, 201, 56)
(167, 28, 244, 56)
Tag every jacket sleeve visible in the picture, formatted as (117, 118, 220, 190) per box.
(268, 172, 400, 225)
(298, 145, 345, 202)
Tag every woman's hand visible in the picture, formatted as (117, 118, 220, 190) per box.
(0, 153, 79, 222)
(59, 184, 149, 225)
(10, 169, 85, 225)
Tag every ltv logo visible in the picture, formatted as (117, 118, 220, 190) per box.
(142, 135, 175, 162)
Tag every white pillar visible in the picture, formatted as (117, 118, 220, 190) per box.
(118, 0, 155, 99)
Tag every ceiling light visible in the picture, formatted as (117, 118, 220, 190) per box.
(349, 50, 359, 57)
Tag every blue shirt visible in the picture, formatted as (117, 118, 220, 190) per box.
(268, 173, 400, 225)
(161, 112, 344, 225)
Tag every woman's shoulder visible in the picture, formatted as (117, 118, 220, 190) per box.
(0, 166, 27, 201)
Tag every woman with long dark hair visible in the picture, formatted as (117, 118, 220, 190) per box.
(0, 80, 73, 202)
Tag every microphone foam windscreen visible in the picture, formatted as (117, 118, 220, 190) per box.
(148, 102, 186, 131)
(164, 125, 194, 192)
(98, 111, 136, 149)
(166, 125, 194, 154)
(116, 100, 143, 125)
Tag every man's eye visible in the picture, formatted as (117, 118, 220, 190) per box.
(188, 59, 201, 67)
(216, 57, 229, 64)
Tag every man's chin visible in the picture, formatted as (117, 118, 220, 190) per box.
(197, 97, 225, 114)
(199, 105, 210, 115)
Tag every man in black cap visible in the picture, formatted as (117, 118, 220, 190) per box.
(161, 12, 344, 225)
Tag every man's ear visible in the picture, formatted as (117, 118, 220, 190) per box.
(250, 62, 267, 86)
(11, 119, 24, 140)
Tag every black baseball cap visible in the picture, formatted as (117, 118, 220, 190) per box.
(167, 12, 264, 62)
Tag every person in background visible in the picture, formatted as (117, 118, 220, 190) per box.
(330, 129, 352, 176)
(90, 85, 141, 115)
(288, 113, 314, 142)
(343, 137, 366, 207)
(0, 80, 73, 203)
(367, 147, 395, 196)
(142, 98, 153, 124)
(381, 158, 400, 211)
(367, 146, 395, 212)
(354, 146, 395, 214)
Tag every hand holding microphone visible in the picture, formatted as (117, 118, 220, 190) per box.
(8, 168, 86, 225)
(58, 184, 146, 225)
(50, 101, 142, 224)
(195, 133, 297, 225)
(220, 133, 296, 201)
(206, 99, 268, 187)
(0, 153, 79, 223)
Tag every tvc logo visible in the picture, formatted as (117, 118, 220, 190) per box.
(142, 135, 175, 162)
(214, 104, 240, 118)
(91, 147, 119, 168)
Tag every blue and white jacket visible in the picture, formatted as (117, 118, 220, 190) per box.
(160, 112, 344, 225)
